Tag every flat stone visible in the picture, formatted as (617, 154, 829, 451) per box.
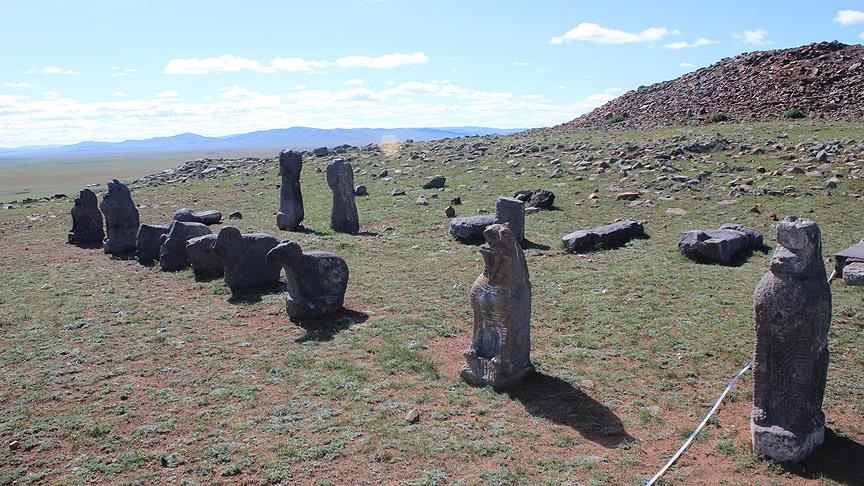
(514, 189, 555, 209)
(561, 220, 645, 253)
(679, 224, 763, 264)
(666, 207, 688, 216)
(449, 214, 497, 242)
(835, 241, 864, 274)
(616, 191, 640, 201)
(422, 175, 446, 189)
(843, 262, 864, 286)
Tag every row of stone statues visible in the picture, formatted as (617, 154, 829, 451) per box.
(277, 151, 359, 234)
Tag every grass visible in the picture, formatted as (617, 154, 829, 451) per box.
(0, 120, 862, 484)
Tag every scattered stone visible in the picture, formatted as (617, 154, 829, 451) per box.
(313, 146, 329, 157)
(678, 224, 763, 265)
(666, 207, 688, 216)
(416, 196, 428, 205)
(354, 185, 368, 196)
(159, 221, 211, 271)
(9, 440, 20, 451)
(461, 223, 533, 388)
(616, 191, 641, 201)
(391, 188, 406, 196)
(267, 241, 349, 318)
(276, 150, 304, 231)
(514, 189, 555, 209)
(326, 159, 360, 234)
(450, 197, 462, 205)
(422, 175, 446, 189)
(496, 197, 525, 244)
(752, 216, 831, 463)
(67, 188, 104, 245)
(229, 211, 243, 219)
(160, 452, 185, 468)
(444, 205, 456, 218)
(135, 224, 170, 265)
(211, 226, 281, 291)
(449, 214, 497, 242)
(561, 220, 645, 253)
(835, 241, 864, 275)
(173, 208, 223, 225)
(100, 179, 140, 255)
(405, 408, 420, 424)
(186, 234, 223, 279)
(842, 262, 864, 285)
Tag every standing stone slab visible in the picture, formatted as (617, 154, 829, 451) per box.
(461, 223, 533, 388)
(210, 226, 281, 291)
(159, 221, 211, 271)
(136, 224, 169, 265)
(496, 197, 525, 244)
(186, 234, 223, 279)
(267, 241, 349, 318)
(752, 216, 831, 463)
(173, 208, 222, 225)
(68, 189, 104, 245)
(326, 159, 359, 234)
(276, 150, 304, 231)
(100, 179, 139, 255)
(561, 220, 645, 253)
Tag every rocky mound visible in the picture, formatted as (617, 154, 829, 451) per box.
(559, 41, 864, 130)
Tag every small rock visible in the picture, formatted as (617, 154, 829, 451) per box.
(616, 191, 640, 201)
(666, 207, 687, 216)
(756, 166, 766, 173)
(405, 408, 420, 424)
(228, 211, 243, 219)
(416, 196, 429, 206)
(445, 205, 456, 218)
(422, 175, 446, 189)
(354, 185, 368, 196)
(450, 197, 462, 205)
(9, 440, 20, 451)
(161, 452, 185, 468)
(391, 188, 406, 196)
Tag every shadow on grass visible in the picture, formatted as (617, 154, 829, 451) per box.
(504, 371, 634, 448)
(70, 241, 104, 250)
(785, 428, 864, 484)
(357, 231, 382, 237)
(193, 272, 223, 283)
(684, 243, 773, 268)
(227, 282, 287, 304)
(522, 239, 551, 251)
(292, 225, 328, 236)
(108, 252, 137, 261)
(292, 308, 369, 342)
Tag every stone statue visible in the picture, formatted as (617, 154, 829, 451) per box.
(752, 216, 831, 462)
(100, 179, 139, 255)
(136, 224, 169, 265)
(276, 150, 304, 231)
(67, 189, 104, 245)
(267, 241, 349, 318)
(159, 221, 212, 271)
(186, 234, 223, 279)
(326, 159, 359, 234)
(210, 226, 281, 291)
(461, 223, 533, 388)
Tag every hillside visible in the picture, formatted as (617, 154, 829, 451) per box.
(559, 41, 864, 130)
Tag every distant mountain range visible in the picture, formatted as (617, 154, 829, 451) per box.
(0, 126, 523, 159)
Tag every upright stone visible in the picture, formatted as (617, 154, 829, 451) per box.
(752, 216, 831, 463)
(326, 159, 359, 234)
(100, 179, 139, 255)
(67, 189, 104, 245)
(186, 234, 223, 279)
(136, 224, 169, 265)
(210, 226, 281, 291)
(496, 197, 525, 244)
(461, 223, 533, 388)
(276, 150, 304, 231)
(267, 241, 349, 318)
(159, 221, 211, 271)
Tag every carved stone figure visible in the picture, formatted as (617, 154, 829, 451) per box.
(67, 189, 104, 245)
(326, 159, 359, 234)
(173, 208, 222, 225)
(159, 221, 211, 271)
(135, 224, 169, 265)
(276, 150, 304, 231)
(267, 241, 349, 318)
(100, 179, 140, 255)
(186, 234, 223, 279)
(461, 223, 533, 388)
(210, 226, 281, 291)
(752, 216, 831, 462)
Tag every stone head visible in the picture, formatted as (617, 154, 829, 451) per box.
(480, 223, 518, 278)
(212, 226, 244, 258)
(105, 179, 129, 200)
(76, 188, 97, 207)
(279, 150, 302, 176)
(770, 216, 824, 277)
(267, 240, 303, 268)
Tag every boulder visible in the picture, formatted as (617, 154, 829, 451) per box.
(842, 262, 864, 286)
(679, 224, 763, 264)
(561, 220, 645, 253)
(514, 189, 555, 209)
(354, 185, 368, 196)
(422, 175, 446, 189)
(267, 241, 349, 318)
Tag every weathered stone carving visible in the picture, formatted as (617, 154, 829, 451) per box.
(561, 220, 645, 253)
(100, 179, 140, 255)
(679, 223, 763, 264)
(210, 226, 281, 291)
(276, 150, 305, 231)
(752, 216, 831, 463)
(159, 221, 211, 271)
(135, 224, 169, 265)
(186, 234, 223, 279)
(267, 241, 349, 318)
(173, 208, 222, 225)
(461, 223, 533, 388)
(496, 197, 525, 244)
(326, 159, 359, 234)
(67, 189, 104, 245)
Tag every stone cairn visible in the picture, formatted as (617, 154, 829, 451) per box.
(67, 188, 104, 245)
(100, 179, 140, 255)
(326, 159, 359, 234)
(159, 221, 212, 271)
(752, 216, 831, 462)
(210, 226, 281, 292)
(461, 223, 533, 388)
(276, 150, 305, 231)
(267, 241, 349, 318)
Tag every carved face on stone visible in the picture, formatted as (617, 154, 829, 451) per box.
(267, 241, 302, 267)
(480, 223, 516, 280)
(770, 216, 823, 277)
(212, 226, 244, 258)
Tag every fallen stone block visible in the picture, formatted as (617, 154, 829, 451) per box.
(561, 220, 645, 253)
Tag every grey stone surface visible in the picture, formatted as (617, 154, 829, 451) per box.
(835, 241, 864, 274)
(135, 224, 169, 265)
(449, 214, 497, 242)
(68, 189, 104, 245)
(496, 197, 525, 244)
(173, 208, 223, 225)
(422, 175, 446, 189)
(561, 220, 645, 253)
(159, 221, 211, 271)
(267, 241, 349, 318)
(514, 189, 555, 210)
(842, 262, 864, 286)
(100, 179, 140, 255)
(752, 216, 831, 463)
(276, 150, 304, 231)
(354, 184, 368, 196)
(186, 234, 223, 279)
(679, 224, 763, 264)
(210, 226, 281, 291)
(326, 159, 359, 234)
(461, 223, 533, 388)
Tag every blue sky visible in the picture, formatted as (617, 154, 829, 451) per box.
(1, 1, 863, 146)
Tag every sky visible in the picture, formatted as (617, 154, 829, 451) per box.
(1, 1, 863, 147)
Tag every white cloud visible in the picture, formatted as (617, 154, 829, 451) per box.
(110, 67, 138, 77)
(550, 22, 678, 45)
(154, 90, 180, 98)
(112, 91, 126, 97)
(679, 62, 694, 67)
(42, 91, 60, 100)
(29, 66, 79, 75)
(513, 61, 532, 66)
(2, 82, 31, 88)
(860, 31, 864, 39)
(164, 52, 428, 74)
(663, 37, 719, 49)
(835, 10, 864, 25)
(342, 78, 364, 85)
(732, 29, 769, 46)
(293, 84, 306, 90)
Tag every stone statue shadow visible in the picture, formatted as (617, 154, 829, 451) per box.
(522, 239, 551, 251)
(70, 241, 104, 250)
(292, 308, 369, 342)
(356, 231, 382, 237)
(785, 428, 864, 484)
(688, 243, 772, 268)
(503, 371, 634, 448)
(108, 252, 137, 261)
(293, 225, 328, 236)
(227, 282, 287, 305)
